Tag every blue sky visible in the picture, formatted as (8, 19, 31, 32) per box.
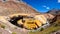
(22, 0, 60, 13)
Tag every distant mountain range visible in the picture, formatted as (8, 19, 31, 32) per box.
(47, 9, 60, 16)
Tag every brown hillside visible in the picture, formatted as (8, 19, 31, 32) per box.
(0, 0, 40, 16)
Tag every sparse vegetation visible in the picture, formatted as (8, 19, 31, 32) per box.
(12, 32, 17, 34)
(1, 25, 5, 29)
(55, 20, 60, 25)
(40, 28, 44, 31)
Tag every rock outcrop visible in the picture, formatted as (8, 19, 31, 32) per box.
(47, 9, 60, 23)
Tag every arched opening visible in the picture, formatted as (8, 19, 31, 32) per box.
(8, 15, 43, 30)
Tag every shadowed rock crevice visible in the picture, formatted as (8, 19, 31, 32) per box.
(9, 15, 24, 28)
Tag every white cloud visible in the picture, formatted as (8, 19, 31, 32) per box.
(58, 0, 60, 3)
(46, 7, 50, 9)
(42, 5, 50, 10)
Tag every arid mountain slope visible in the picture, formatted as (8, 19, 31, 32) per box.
(0, 0, 40, 16)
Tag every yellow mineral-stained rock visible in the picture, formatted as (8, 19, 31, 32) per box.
(8, 13, 48, 30)
(34, 20, 42, 27)
(17, 19, 23, 25)
(23, 19, 37, 30)
(17, 17, 43, 30)
(34, 15, 47, 24)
